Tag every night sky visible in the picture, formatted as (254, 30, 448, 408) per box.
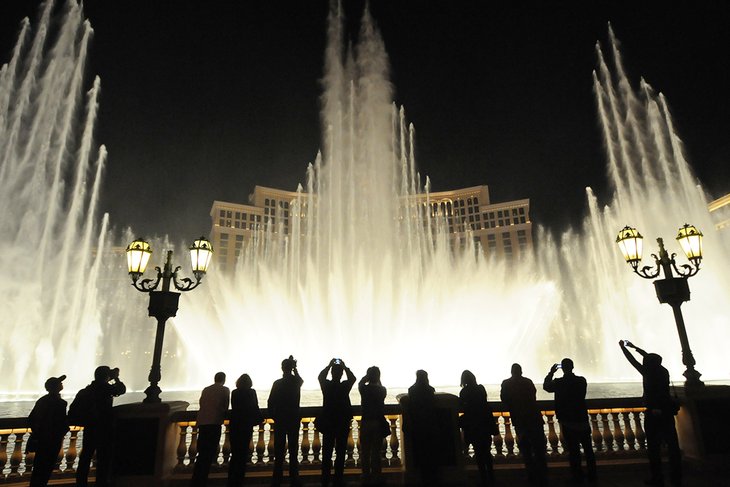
(1, 1, 729, 242)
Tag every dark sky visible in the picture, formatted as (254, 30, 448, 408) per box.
(1, 1, 729, 242)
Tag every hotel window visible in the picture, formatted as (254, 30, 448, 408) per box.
(242, 213, 247, 221)
(219, 209, 225, 217)
(235, 212, 241, 220)
(220, 233, 229, 241)
(227, 211, 232, 218)
(265, 198, 270, 206)
(520, 216, 526, 223)
(236, 235, 244, 241)
(519, 207, 525, 215)
(475, 214, 480, 221)
(234, 221, 240, 228)
(256, 215, 261, 222)
(473, 197, 479, 205)
(218, 218, 224, 226)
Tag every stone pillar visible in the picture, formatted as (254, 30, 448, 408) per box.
(397, 392, 465, 486)
(675, 385, 730, 463)
(112, 401, 189, 487)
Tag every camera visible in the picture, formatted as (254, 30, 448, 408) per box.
(333, 358, 342, 365)
(555, 363, 562, 369)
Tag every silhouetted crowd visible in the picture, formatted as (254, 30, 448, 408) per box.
(27, 341, 683, 487)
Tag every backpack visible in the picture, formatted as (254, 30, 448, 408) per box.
(68, 386, 95, 426)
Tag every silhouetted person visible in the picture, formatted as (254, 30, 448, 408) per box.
(459, 370, 497, 486)
(500, 364, 547, 486)
(317, 359, 356, 487)
(268, 355, 304, 487)
(28, 375, 69, 487)
(358, 366, 387, 486)
(543, 358, 596, 482)
(191, 372, 230, 487)
(406, 370, 438, 486)
(620, 341, 681, 487)
(227, 374, 263, 487)
(75, 366, 126, 487)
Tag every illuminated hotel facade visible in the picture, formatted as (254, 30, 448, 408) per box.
(210, 185, 532, 271)
(708, 193, 730, 231)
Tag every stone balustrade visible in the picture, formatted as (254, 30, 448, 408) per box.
(0, 398, 647, 482)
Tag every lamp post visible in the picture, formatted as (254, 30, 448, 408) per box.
(126, 237, 213, 403)
(616, 224, 704, 389)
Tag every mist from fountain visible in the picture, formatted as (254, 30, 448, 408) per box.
(1, 3, 728, 395)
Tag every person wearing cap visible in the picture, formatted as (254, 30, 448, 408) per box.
(75, 365, 126, 487)
(620, 341, 682, 487)
(28, 375, 69, 487)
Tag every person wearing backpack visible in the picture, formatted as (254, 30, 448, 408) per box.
(74, 366, 126, 487)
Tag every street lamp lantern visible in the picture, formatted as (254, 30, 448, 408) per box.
(189, 236, 213, 280)
(125, 237, 213, 403)
(615, 224, 704, 389)
(616, 226, 644, 270)
(676, 223, 703, 267)
(126, 238, 152, 281)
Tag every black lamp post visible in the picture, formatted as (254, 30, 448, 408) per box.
(126, 237, 213, 403)
(616, 224, 705, 389)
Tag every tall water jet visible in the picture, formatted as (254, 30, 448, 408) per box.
(0, 0, 110, 393)
(1, 3, 728, 396)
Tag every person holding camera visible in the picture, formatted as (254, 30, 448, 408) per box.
(543, 358, 595, 482)
(619, 340, 681, 487)
(74, 366, 126, 487)
(317, 358, 356, 487)
(268, 355, 304, 487)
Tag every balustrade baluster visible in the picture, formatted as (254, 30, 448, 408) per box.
(622, 411, 636, 451)
(255, 423, 266, 465)
(601, 412, 614, 452)
(634, 411, 646, 450)
(300, 419, 311, 465)
(612, 411, 626, 451)
(354, 418, 361, 466)
(24, 442, 35, 476)
(266, 423, 275, 465)
(503, 416, 515, 457)
(176, 424, 188, 469)
(590, 413, 602, 451)
(221, 423, 231, 466)
(545, 412, 560, 456)
(246, 425, 255, 467)
(312, 423, 322, 464)
(388, 417, 400, 467)
(492, 415, 504, 459)
(345, 420, 356, 467)
(0, 432, 9, 475)
(188, 425, 199, 466)
(8, 432, 24, 477)
(65, 428, 80, 472)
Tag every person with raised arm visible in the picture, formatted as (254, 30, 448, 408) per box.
(268, 355, 304, 487)
(620, 340, 681, 487)
(317, 358, 356, 487)
(358, 366, 387, 486)
(543, 358, 596, 482)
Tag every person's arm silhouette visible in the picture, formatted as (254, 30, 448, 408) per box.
(619, 340, 643, 373)
(543, 363, 559, 392)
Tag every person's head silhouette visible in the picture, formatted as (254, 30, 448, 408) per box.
(561, 358, 574, 374)
(236, 373, 252, 389)
(511, 363, 523, 378)
(282, 356, 296, 375)
(460, 369, 477, 387)
(366, 366, 381, 384)
(644, 353, 663, 368)
(214, 371, 226, 385)
(94, 365, 111, 382)
(415, 369, 429, 386)
(331, 362, 344, 381)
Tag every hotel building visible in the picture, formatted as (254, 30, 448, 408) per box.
(210, 185, 532, 271)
